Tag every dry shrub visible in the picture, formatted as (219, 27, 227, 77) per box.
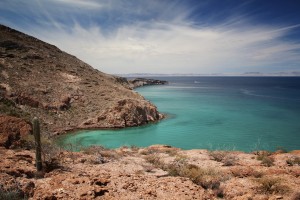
(230, 167, 263, 178)
(130, 145, 140, 152)
(164, 148, 179, 156)
(42, 142, 63, 172)
(0, 181, 26, 200)
(139, 147, 163, 155)
(81, 145, 107, 155)
(209, 151, 238, 166)
(81, 145, 118, 162)
(256, 152, 274, 167)
(99, 150, 120, 159)
(261, 156, 274, 167)
(209, 151, 227, 162)
(179, 164, 223, 189)
(256, 177, 290, 194)
(222, 155, 238, 166)
(144, 154, 163, 168)
(144, 152, 226, 190)
(286, 156, 300, 166)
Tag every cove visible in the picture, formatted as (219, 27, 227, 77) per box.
(57, 76, 300, 152)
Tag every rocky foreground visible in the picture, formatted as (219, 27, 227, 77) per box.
(0, 24, 163, 135)
(1, 143, 300, 200)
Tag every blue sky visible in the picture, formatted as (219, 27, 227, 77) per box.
(1, 0, 300, 74)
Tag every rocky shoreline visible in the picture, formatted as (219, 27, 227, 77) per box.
(128, 78, 168, 88)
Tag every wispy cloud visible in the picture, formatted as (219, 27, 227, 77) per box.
(51, 0, 103, 9)
(1, 0, 300, 74)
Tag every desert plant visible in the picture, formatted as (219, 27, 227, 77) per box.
(33, 117, 42, 171)
(230, 167, 263, 178)
(209, 150, 238, 166)
(41, 142, 62, 172)
(256, 177, 289, 194)
(286, 156, 300, 166)
(261, 156, 274, 167)
(209, 150, 227, 162)
(222, 155, 238, 166)
(144, 154, 163, 168)
(0, 182, 27, 200)
(256, 151, 274, 167)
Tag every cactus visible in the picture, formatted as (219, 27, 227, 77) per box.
(33, 117, 42, 171)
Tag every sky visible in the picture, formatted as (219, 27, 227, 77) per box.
(1, 0, 300, 75)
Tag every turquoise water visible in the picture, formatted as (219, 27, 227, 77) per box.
(57, 77, 300, 152)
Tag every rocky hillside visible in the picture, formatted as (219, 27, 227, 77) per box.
(0, 25, 163, 136)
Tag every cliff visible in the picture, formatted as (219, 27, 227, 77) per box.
(0, 25, 163, 136)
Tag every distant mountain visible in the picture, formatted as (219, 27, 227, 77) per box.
(0, 25, 162, 135)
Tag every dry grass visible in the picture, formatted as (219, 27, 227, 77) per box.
(144, 154, 163, 168)
(256, 152, 274, 167)
(286, 156, 300, 166)
(144, 154, 226, 190)
(256, 176, 290, 195)
(230, 167, 263, 178)
(209, 150, 238, 166)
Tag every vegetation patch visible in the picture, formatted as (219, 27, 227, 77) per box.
(286, 156, 300, 166)
(144, 154, 226, 190)
(209, 150, 238, 166)
(256, 151, 274, 167)
(256, 177, 290, 194)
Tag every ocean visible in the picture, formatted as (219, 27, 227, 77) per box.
(57, 76, 300, 152)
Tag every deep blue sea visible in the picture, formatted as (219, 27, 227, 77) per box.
(58, 77, 300, 152)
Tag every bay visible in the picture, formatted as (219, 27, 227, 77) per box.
(57, 77, 300, 152)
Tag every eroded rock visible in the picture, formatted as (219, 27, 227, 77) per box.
(0, 115, 31, 148)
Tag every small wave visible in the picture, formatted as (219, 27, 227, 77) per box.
(194, 81, 201, 84)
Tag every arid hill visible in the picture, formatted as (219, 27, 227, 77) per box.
(0, 25, 163, 138)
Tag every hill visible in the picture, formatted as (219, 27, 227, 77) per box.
(0, 25, 163, 137)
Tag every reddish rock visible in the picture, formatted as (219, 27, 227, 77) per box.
(0, 115, 31, 148)
(81, 98, 164, 128)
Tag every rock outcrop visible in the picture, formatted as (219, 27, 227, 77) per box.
(129, 78, 168, 88)
(0, 24, 163, 135)
(0, 115, 31, 148)
(81, 98, 163, 128)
